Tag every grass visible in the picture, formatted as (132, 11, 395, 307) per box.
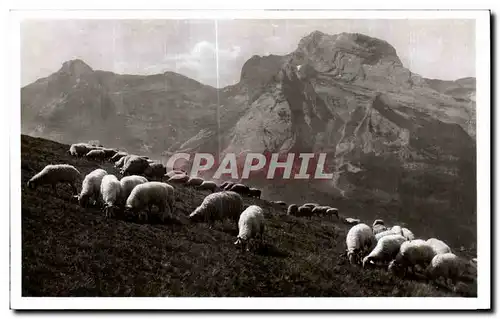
(20, 134, 476, 297)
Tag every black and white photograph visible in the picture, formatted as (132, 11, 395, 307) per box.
(8, 8, 491, 310)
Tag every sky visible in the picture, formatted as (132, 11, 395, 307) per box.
(21, 19, 476, 88)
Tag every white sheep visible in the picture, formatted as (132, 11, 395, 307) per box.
(100, 174, 122, 218)
(372, 219, 387, 235)
(68, 143, 95, 157)
(74, 168, 107, 208)
(84, 149, 107, 162)
(388, 239, 436, 275)
(27, 164, 81, 195)
(375, 225, 404, 241)
(401, 227, 415, 240)
(425, 252, 477, 286)
(234, 205, 265, 251)
(110, 151, 128, 163)
(196, 181, 220, 193)
(345, 223, 376, 265)
(121, 155, 150, 176)
(186, 176, 205, 187)
(125, 182, 175, 223)
(120, 175, 148, 201)
(114, 155, 128, 168)
(362, 234, 406, 268)
(343, 217, 361, 225)
(426, 238, 452, 255)
(188, 191, 244, 226)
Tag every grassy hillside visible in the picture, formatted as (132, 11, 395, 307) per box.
(20, 134, 476, 297)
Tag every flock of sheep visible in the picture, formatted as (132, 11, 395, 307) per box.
(25, 141, 477, 291)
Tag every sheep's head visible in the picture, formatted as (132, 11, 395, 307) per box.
(362, 256, 374, 268)
(77, 194, 90, 207)
(188, 208, 202, 222)
(234, 236, 248, 251)
(26, 180, 36, 189)
(373, 219, 385, 227)
(347, 250, 358, 265)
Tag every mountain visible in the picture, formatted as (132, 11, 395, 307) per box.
(21, 31, 476, 250)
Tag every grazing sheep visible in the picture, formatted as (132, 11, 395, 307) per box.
(197, 181, 219, 193)
(125, 182, 175, 222)
(388, 239, 436, 275)
(68, 143, 96, 157)
(272, 200, 287, 207)
(219, 181, 230, 189)
(144, 163, 167, 181)
(165, 170, 186, 179)
(343, 217, 361, 225)
(345, 223, 376, 265)
(74, 168, 107, 208)
(229, 183, 250, 196)
(167, 174, 190, 184)
(297, 205, 312, 218)
(223, 182, 235, 191)
(287, 204, 298, 216)
(120, 175, 148, 202)
(425, 253, 477, 286)
(101, 148, 118, 159)
(363, 234, 407, 268)
(114, 155, 128, 168)
(110, 151, 128, 162)
(375, 225, 404, 241)
(186, 176, 205, 187)
(27, 164, 81, 195)
(372, 219, 388, 235)
(121, 155, 150, 176)
(426, 238, 452, 255)
(234, 205, 265, 251)
(84, 149, 107, 162)
(248, 187, 261, 198)
(312, 205, 330, 216)
(188, 191, 243, 226)
(302, 203, 319, 209)
(326, 208, 339, 219)
(401, 227, 415, 241)
(100, 174, 122, 218)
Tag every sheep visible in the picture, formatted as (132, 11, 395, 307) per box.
(223, 182, 235, 191)
(343, 217, 360, 225)
(375, 225, 404, 241)
(188, 191, 243, 226)
(125, 182, 175, 223)
(120, 175, 148, 202)
(114, 155, 128, 168)
(73, 168, 107, 208)
(229, 183, 250, 196)
(287, 204, 298, 216)
(144, 163, 167, 181)
(372, 219, 388, 235)
(84, 149, 107, 162)
(425, 253, 477, 286)
(196, 181, 219, 193)
(312, 205, 330, 216)
(345, 223, 376, 265)
(234, 205, 265, 251)
(426, 238, 452, 255)
(121, 155, 150, 176)
(68, 143, 96, 157)
(272, 200, 287, 207)
(27, 164, 81, 195)
(401, 227, 415, 240)
(165, 170, 186, 179)
(297, 205, 312, 218)
(388, 239, 436, 276)
(110, 151, 128, 162)
(101, 148, 118, 159)
(219, 181, 230, 189)
(100, 174, 122, 218)
(362, 234, 407, 268)
(302, 203, 320, 209)
(167, 174, 190, 184)
(248, 187, 261, 198)
(186, 176, 205, 187)
(326, 208, 339, 219)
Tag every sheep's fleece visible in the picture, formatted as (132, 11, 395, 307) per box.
(235, 205, 265, 247)
(189, 191, 243, 223)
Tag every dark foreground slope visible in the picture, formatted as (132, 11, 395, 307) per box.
(21, 135, 475, 297)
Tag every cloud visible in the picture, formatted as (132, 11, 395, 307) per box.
(163, 40, 242, 87)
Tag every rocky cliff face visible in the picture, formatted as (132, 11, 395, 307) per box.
(21, 31, 476, 249)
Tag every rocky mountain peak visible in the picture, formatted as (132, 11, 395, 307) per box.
(59, 59, 94, 77)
